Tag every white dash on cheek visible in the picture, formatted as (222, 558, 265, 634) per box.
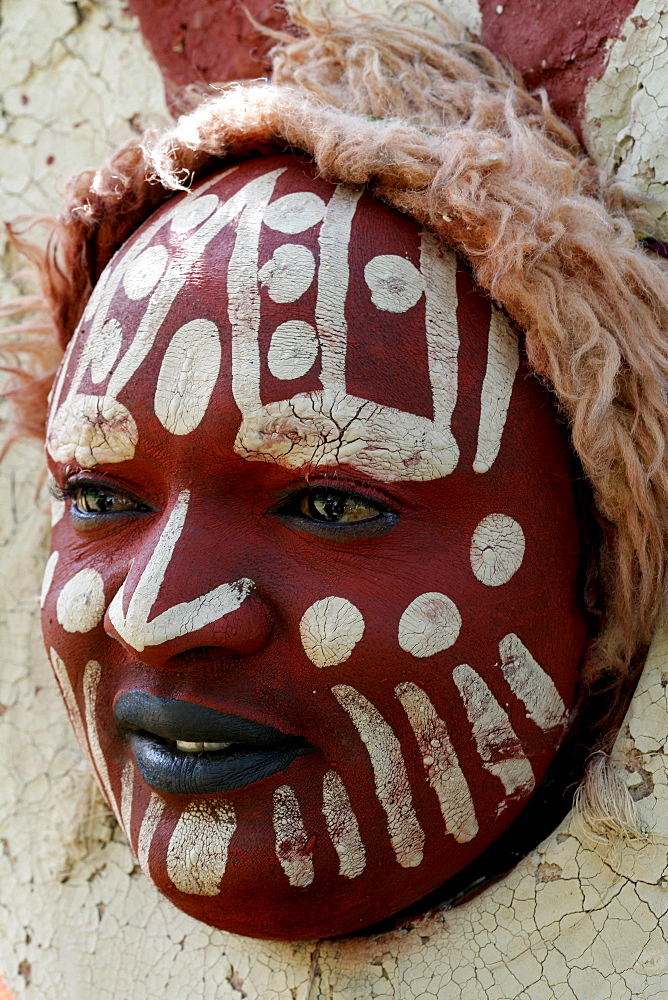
(167, 800, 237, 896)
(332, 685, 425, 868)
(137, 792, 165, 887)
(120, 761, 135, 848)
(40, 550, 59, 609)
(452, 664, 535, 799)
(395, 681, 478, 844)
(473, 309, 519, 474)
(500, 633, 567, 730)
(273, 785, 315, 887)
(48, 648, 90, 765)
(321, 770, 366, 879)
(83, 660, 121, 826)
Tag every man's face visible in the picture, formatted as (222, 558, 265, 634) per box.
(42, 155, 587, 939)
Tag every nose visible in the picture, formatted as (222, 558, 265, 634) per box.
(104, 490, 273, 666)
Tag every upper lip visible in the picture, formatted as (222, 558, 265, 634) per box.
(114, 690, 300, 747)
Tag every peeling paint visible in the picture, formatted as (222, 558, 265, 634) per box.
(584, 0, 668, 232)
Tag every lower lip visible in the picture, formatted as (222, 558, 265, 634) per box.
(130, 732, 312, 795)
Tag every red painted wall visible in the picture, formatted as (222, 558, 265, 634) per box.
(126, 0, 639, 137)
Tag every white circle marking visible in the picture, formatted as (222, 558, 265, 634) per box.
(364, 254, 425, 313)
(267, 320, 319, 381)
(470, 514, 525, 587)
(300, 597, 365, 668)
(398, 592, 462, 658)
(258, 244, 316, 303)
(170, 193, 220, 233)
(264, 192, 326, 234)
(123, 244, 168, 301)
(56, 568, 106, 634)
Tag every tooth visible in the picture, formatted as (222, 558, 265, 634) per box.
(175, 740, 232, 753)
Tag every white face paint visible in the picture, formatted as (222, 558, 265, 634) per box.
(83, 660, 122, 825)
(40, 550, 59, 609)
(167, 801, 237, 896)
(452, 664, 536, 800)
(137, 792, 165, 886)
(398, 592, 462, 658)
(259, 243, 316, 304)
(234, 226, 462, 483)
(56, 568, 106, 633)
(321, 770, 366, 879)
(107, 490, 254, 653)
(499, 633, 567, 730)
(153, 318, 222, 435)
(267, 320, 319, 380)
(120, 761, 135, 847)
(45, 168, 239, 468)
(332, 684, 425, 868)
(470, 514, 526, 587)
(395, 681, 478, 844)
(49, 648, 89, 761)
(300, 596, 365, 668)
(364, 254, 425, 313)
(47, 394, 138, 468)
(473, 310, 520, 474)
(273, 785, 315, 888)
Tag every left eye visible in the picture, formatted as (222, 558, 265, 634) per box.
(300, 489, 381, 524)
(274, 485, 398, 540)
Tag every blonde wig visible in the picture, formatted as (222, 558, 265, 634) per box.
(6, 2, 668, 691)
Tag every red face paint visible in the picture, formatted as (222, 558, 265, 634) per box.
(42, 155, 587, 940)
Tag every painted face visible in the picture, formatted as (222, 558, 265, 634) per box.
(42, 155, 587, 939)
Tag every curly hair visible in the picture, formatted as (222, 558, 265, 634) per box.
(5, 2, 668, 690)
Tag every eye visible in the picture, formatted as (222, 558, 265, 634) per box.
(274, 485, 398, 540)
(300, 489, 381, 524)
(53, 479, 153, 526)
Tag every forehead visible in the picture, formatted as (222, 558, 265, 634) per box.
(47, 154, 546, 483)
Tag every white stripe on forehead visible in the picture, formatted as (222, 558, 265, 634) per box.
(235, 230, 461, 482)
(473, 310, 520, 474)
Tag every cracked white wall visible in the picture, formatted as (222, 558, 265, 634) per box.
(585, 0, 668, 233)
(0, 0, 168, 271)
(4, 0, 668, 998)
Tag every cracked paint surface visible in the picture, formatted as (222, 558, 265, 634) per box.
(3, 531, 668, 1000)
(584, 0, 668, 232)
(4, 0, 668, 994)
(0, 0, 168, 269)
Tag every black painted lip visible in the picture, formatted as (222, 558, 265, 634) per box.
(115, 690, 312, 795)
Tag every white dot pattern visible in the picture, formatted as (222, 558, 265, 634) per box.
(56, 568, 106, 633)
(470, 513, 525, 586)
(364, 254, 425, 313)
(398, 592, 462, 658)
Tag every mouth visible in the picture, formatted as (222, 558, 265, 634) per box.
(115, 690, 313, 795)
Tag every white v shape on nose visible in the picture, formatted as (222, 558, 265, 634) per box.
(107, 489, 254, 652)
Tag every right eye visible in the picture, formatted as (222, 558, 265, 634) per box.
(56, 479, 152, 521)
(72, 484, 141, 515)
